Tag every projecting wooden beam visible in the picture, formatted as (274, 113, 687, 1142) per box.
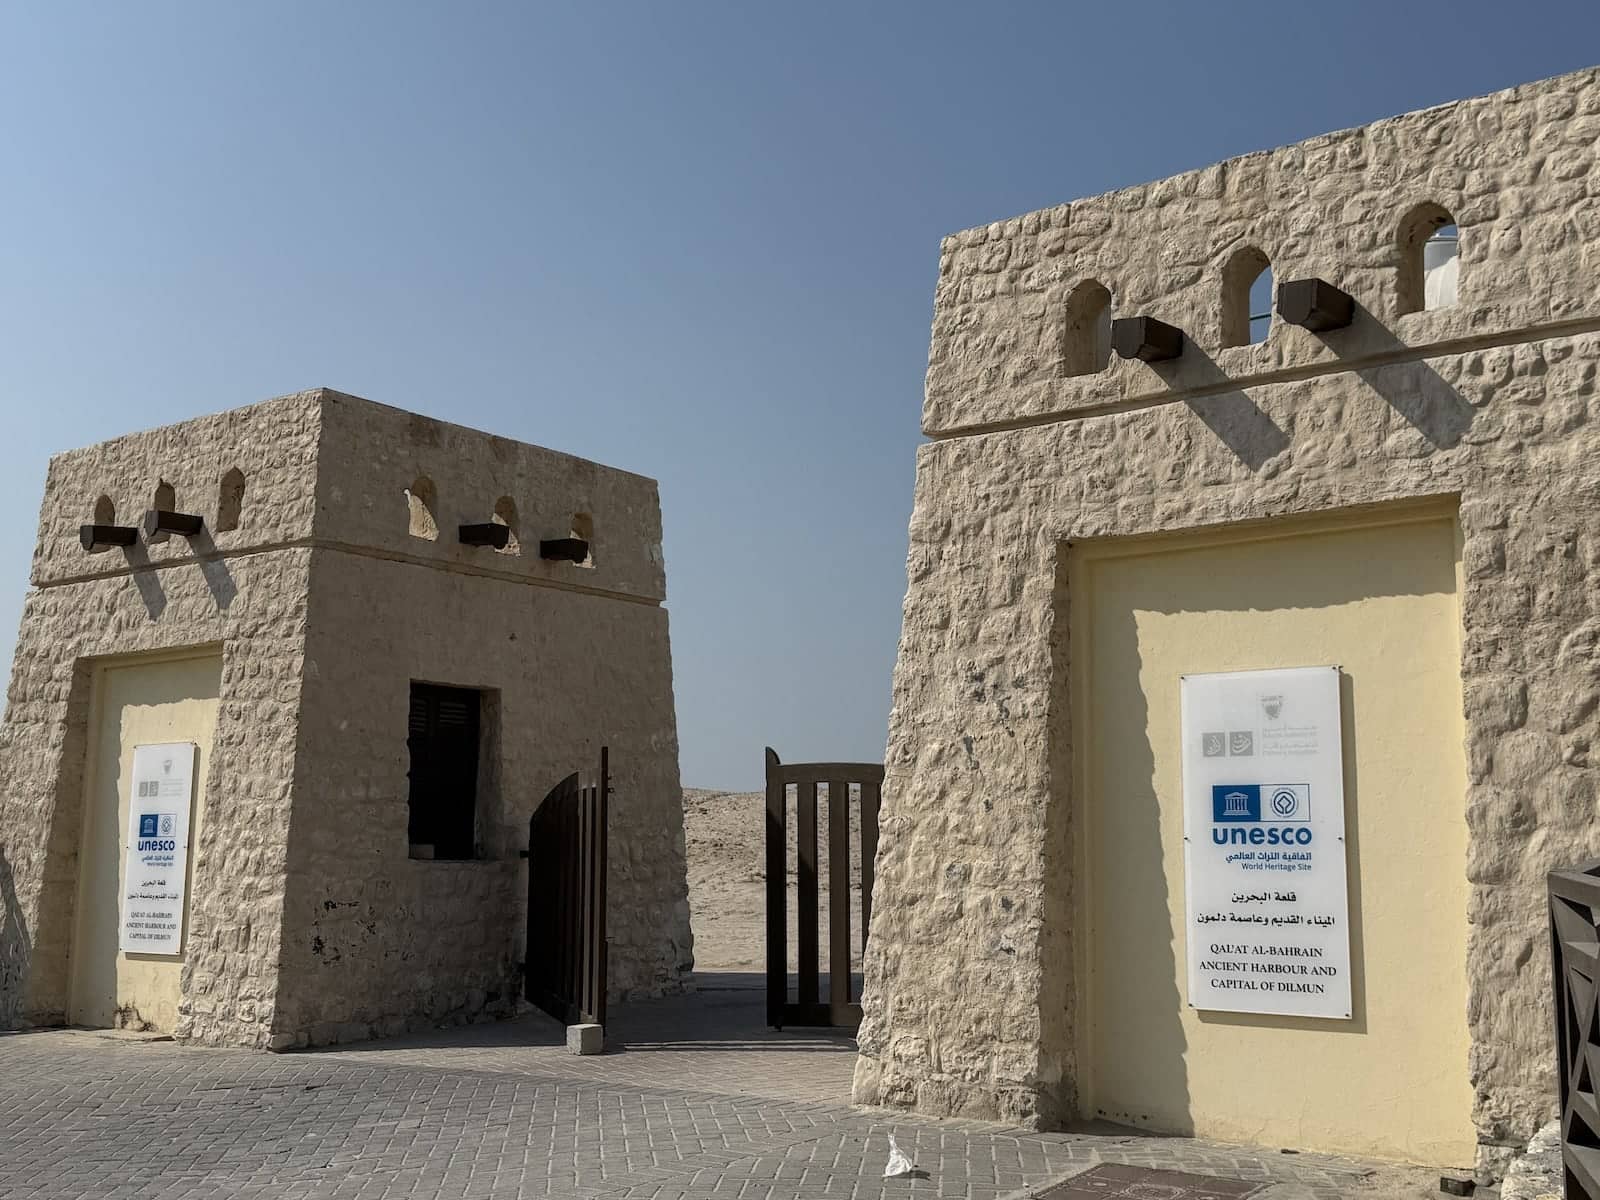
(539, 537, 590, 563)
(1112, 316, 1184, 362)
(459, 523, 512, 549)
(79, 524, 138, 552)
(1277, 278, 1355, 332)
(143, 509, 204, 539)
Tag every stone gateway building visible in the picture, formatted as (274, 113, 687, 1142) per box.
(0, 389, 692, 1049)
(855, 66, 1600, 1175)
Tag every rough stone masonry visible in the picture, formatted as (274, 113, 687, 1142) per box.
(0, 389, 693, 1048)
(854, 65, 1600, 1176)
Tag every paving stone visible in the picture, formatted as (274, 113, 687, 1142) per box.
(0, 987, 1436, 1199)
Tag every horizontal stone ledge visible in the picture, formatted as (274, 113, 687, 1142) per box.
(923, 310, 1600, 441)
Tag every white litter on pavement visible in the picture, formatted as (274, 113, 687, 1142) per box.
(884, 1134, 916, 1178)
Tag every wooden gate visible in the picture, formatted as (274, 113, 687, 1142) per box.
(765, 747, 882, 1029)
(526, 747, 609, 1027)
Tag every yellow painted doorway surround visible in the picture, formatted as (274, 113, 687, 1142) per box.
(69, 649, 222, 1032)
(1069, 504, 1474, 1166)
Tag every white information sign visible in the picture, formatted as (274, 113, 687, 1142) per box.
(118, 742, 198, 955)
(1180, 666, 1352, 1019)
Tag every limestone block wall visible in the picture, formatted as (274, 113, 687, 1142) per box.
(272, 396, 691, 1046)
(276, 555, 688, 1045)
(922, 67, 1600, 440)
(0, 387, 692, 1050)
(0, 392, 323, 1045)
(311, 390, 668, 603)
(856, 65, 1600, 1173)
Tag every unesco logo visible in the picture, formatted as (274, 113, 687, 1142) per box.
(1210, 784, 1313, 846)
(1271, 787, 1300, 818)
(1211, 784, 1310, 823)
(137, 812, 178, 849)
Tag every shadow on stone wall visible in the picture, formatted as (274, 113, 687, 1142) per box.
(1328, 303, 1476, 450)
(118, 531, 239, 617)
(0, 847, 30, 1025)
(188, 529, 238, 610)
(1149, 350, 1290, 473)
(122, 541, 167, 620)
(1141, 310, 1477, 470)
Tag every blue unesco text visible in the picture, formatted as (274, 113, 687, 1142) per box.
(1211, 825, 1312, 846)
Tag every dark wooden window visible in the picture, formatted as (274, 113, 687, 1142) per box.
(407, 683, 481, 860)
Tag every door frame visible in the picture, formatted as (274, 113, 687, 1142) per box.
(68, 644, 223, 1027)
(1065, 498, 1463, 1117)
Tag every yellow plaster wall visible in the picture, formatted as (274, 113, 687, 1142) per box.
(70, 651, 221, 1031)
(1071, 507, 1474, 1165)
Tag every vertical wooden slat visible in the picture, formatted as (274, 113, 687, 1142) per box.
(558, 784, 575, 1017)
(595, 745, 609, 1028)
(1553, 899, 1568, 1154)
(764, 748, 786, 1028)
(586, 784, 597, 1022)
(571, 782, 582, 1018)
(797, 777, 819, 1008)
(827, 779, 851, 1019)
(528, 788, 548, 1012)
(539, 804, 549, 1005)
(578, 775, 593, 1023)
(556, 790, 569, 1017)
(534, 809, 547, 1004)
(860, 777, 880, 957)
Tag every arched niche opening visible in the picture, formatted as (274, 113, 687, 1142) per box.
(1397, 202, 1459, 314)
(84, 494, 120, 554)
(1222, 247, 1273, 347)
(492, 495, 520, 555)
(148, 480, 178, 542)
(1062, 280, 1113, 377)
(217, 468, 245, 533)
(407, 477, 438, 541)
(570, 512, 594, 567)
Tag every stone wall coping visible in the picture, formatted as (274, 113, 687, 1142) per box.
(924, 65, 1600, 436)
(33, 387, 669, 604)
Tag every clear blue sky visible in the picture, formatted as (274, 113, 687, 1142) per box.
(2, 4, 1595, 789)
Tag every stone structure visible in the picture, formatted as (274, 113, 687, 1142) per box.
(0, 389, 692, 1048)
(855, 66, 1600, 1177)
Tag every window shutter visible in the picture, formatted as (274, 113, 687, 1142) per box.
(407, 683, 481, 860)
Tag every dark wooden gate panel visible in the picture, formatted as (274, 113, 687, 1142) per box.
(1552, 861, 1600, 1199)
(765, 747, 882, 1029)
(527, 747, 609, 1027)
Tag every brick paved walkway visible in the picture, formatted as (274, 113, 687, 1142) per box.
(0, 976, 1442, 1199)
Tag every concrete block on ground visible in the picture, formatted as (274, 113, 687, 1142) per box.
(566, 1023, 603, 1055)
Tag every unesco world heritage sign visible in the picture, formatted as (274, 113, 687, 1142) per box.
(118, 742, 198, 955)
(1180, 667, 1352, 1020)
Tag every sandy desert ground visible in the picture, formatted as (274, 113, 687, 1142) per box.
(682, 787, 864, 979)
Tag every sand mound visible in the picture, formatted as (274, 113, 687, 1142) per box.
(683, 788, 865, 976)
